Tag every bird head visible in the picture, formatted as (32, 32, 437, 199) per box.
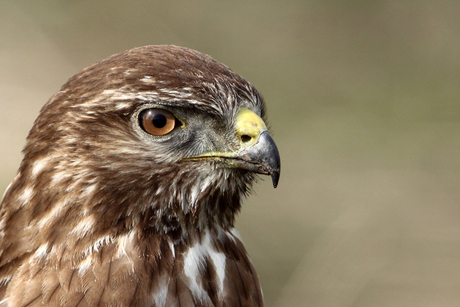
(4, 45, 280, 244)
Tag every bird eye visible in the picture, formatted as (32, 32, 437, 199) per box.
(138, 109, 179, 136)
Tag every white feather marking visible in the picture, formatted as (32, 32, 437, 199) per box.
(184, 241, 209, 304)
(79, 89, 128, 107)
(114, 102, 132, 110)
(112, 231, 137, 274)
(51, 170, 70, 186)
(0, 275, 12, 287)
(69, 215, 96, 238)
(100, 89, 117, 97)
(37, 198, 68, 230)
(31, 158, 50, 178)
(190, 183, 201, 206)
(190, 173, 217, 206)
(155, 185, 164, 196)
(153, 275, 169, 307)
(115, 146, 142, 155)
(200, 176, 213, 193)
(169, 240, 175, 259)
(208, 243, 226, 298)
(64, 137, 79, 144)
(140, 76, 156, 84)
(116, 233, 129, 259)
(110, 91, 160, 102)
(123, 68, 136, 75)
(93, 235, 113, 251)
(18, 186, 34, 207)
(81, 235, 114, 258)
(32, 243, 49, 261)
(183, 229, 227, 301)
(77, 256, 92, 276)
(115, 230, 137, 259)
(158, 89, 194, 98)
(80, 183, 97, 198)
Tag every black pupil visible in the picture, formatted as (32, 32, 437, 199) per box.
(152, 113, 167, 128)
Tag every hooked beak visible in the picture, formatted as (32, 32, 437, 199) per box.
(233, 130, 280, 188)
(186, 108, 281, 188)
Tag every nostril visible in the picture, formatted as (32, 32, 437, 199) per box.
(241, 135, 252, 143)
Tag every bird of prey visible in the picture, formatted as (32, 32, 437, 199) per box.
(0, 45, 280, 306)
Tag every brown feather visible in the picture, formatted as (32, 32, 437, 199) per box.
(0, 45, 268, 306)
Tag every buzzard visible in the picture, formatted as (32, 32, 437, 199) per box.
(0, 45, 280, 306)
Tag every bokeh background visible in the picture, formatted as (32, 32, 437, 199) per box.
(2, 1, 460, 306)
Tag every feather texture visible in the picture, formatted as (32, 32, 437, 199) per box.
(0, 45, 274, 306)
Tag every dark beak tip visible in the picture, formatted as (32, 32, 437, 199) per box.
(271, 170, 280, 188)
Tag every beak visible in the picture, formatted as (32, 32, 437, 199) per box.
(231, 108, 281, 188)
(226, 108, 281, 188)
(186, 108, 281, 188)
(234, 130, 281, 188)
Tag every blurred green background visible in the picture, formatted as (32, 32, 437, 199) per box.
(2, 1, 460, 306)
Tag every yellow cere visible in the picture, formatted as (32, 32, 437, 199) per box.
(185, 108, 267, 160)
(235, 108, 267, 147)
